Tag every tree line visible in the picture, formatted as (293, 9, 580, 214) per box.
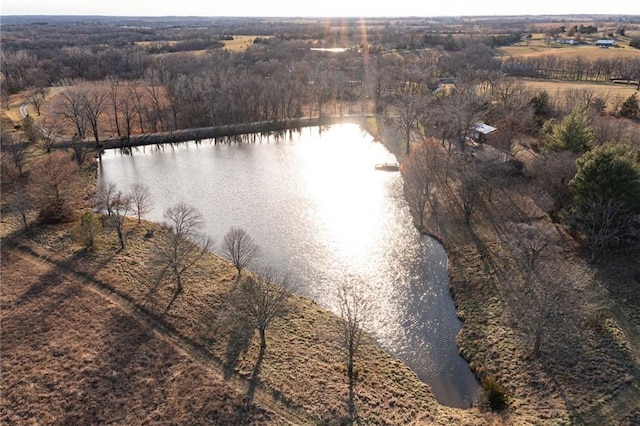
(502, 54, 640, 83)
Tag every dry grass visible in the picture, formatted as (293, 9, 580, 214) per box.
(223, 35, 259, 52)
(516, 79, 639, 112)
(133, 36, 257, 53)
(1, 217, 488, 424)
(499, 43, 640, 60)
(4, 93, 30, 123)
(0, 243, 275, 425)
(519, 79, 638, 95)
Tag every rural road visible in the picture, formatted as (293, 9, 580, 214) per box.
(19, 102, 29, 119)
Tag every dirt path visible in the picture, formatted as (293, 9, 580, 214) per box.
(4, 241, 315, 425)
(19, 101, 29, 119)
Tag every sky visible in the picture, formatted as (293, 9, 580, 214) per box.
(2, 0, 639, 18)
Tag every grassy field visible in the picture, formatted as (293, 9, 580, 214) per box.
(496, 26, 640, 60)
(499, 43, 640, 60)
(0, 242, 276, 425)
(223, 35, 259, 52)
(517, 78, 638, 112)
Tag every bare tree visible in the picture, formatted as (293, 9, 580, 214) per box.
(39, 118, 61, 154)
(130, 182, 153, 224)
(80, 88, 108, 144)
(509, 258, 596, 357)
(11, 181, 34, 232)
(153, 202, 211, 315)
(438, 85, 488, 151)
(389, 56, 433, 155)
(57, 88, 88, 139)
(29, 86, 49, 116)
(107, 189, 132, 249)
(2, 133, 29, 176)
(29, 151, 83, 224)
(336, 280, 371, 423)
(106, 77, 122, 137)
(120, 86, 139, 143)
(395, 90, 426, 155)
(501, 225, 601, 356)
(401, 139, 442, 229)
(143, 76, 167, 132)
(504, 222, 556, 284)
(93, 181, 118, 217)
(458, 163, 483, 225)
(129, 86, 147, 133)
(569, 197, 638, 264)
(69, 134, 91, 166)
(0, 50, 36, 94)
(228, 267, 292, 403)
(221, 227, 260, 282)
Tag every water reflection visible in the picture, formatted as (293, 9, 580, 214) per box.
(98, 123, 480, 407)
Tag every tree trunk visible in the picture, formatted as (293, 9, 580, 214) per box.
(116, 227, 125, 249)
(162, 272, 183, 316)
(20, 211, 28, 231)
(347, 356, 356, 423)
(532, 324, 543, 357)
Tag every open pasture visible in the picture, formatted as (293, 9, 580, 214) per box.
(222, 35, 258, 52)
(499, 40, 640, 60)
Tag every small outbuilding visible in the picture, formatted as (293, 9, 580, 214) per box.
(471, 122, 497, 142)
(595, 39, 615, 48)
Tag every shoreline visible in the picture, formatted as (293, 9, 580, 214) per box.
(96, 118, 482, 408)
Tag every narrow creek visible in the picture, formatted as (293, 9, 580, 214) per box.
(97, 123, 481, 407)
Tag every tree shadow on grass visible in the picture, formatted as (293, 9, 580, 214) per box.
(223, 321, 253, 380)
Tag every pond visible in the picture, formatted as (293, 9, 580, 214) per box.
(97, 123, 481, 408)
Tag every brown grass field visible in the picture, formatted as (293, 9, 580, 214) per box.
(500, 43, 640, 60)
(223, 35, 259, 52)
(0, 243, 276, 425)
(517, 79, 639, 112)
(133, 35, 257, 53)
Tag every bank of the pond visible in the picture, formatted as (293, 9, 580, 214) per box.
(52, 115, 376, 151)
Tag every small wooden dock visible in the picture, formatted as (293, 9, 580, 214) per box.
(374, 163, 400, 171)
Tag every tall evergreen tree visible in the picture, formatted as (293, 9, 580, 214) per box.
(568, 144, 640, 262)
(619, 93, 639, 119)
(544, 107, 593, 153)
